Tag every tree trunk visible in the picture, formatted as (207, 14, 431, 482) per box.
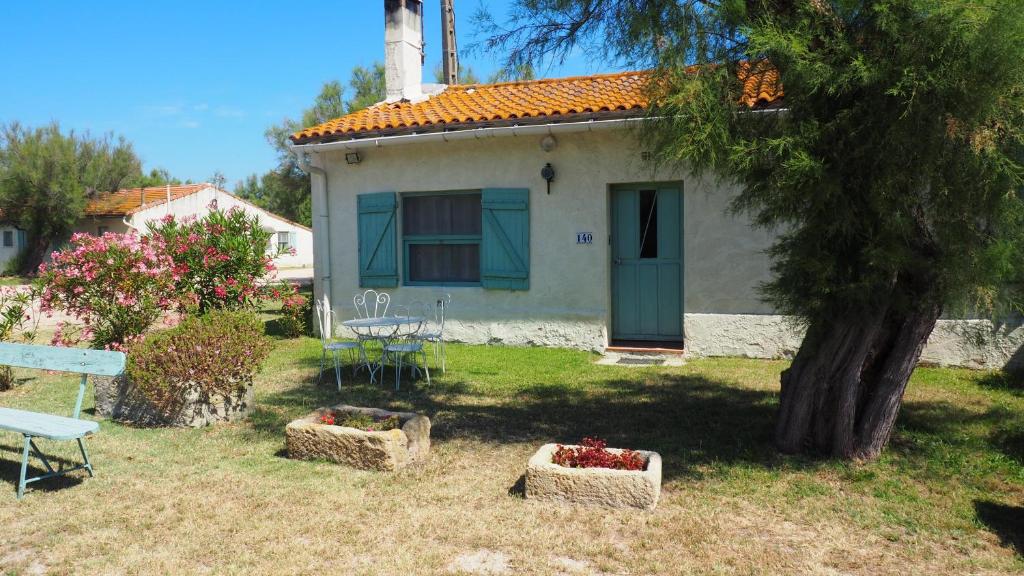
(774, 277, 942, 460)
(19, 235, 51, 276)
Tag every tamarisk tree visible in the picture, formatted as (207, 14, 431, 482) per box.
(482, 0, 1024, 459)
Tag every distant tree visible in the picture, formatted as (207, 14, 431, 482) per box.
(234, 171, 311, 227)
(242, 64, 387, 227)
(0, 122, 144, 273)
(346, 63, 387, 112)
(432, 62, 480, 84)
(487, 62, 535, 83)
(129, 168, 182, 188)
(209, 171, 227, 191)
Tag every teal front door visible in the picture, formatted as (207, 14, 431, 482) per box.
(611, 185, 683, 341)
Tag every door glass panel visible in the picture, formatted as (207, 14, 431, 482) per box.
(639, 189, 658, 259)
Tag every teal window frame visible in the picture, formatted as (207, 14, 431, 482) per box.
(401, 191, 483, 287)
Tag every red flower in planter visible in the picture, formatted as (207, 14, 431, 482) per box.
(320, 412, 336, 425)
(552, 437, 645, 471)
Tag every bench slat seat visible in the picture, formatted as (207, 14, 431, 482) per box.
(0, 407, 99, 440)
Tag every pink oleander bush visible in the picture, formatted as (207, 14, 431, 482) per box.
(0, 285, 40, 390)
(149, 202, 286, 313)
(39, 232, 180, 350)
(126, 310, 271, 415)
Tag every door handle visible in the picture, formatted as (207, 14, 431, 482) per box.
(614, 258, 622, 265)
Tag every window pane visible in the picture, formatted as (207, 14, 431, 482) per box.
(408, 244, 480, 283)
(404, 194, 481, 235)
(639, 189, 658, 259)
(2, 231, 11, 247)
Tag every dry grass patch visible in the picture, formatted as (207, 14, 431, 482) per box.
(0, 337, 1021, 574)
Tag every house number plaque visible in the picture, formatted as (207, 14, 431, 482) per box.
(576, 232, 594, 245)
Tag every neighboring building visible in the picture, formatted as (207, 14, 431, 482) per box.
(0, 221, 26, 273)
(78, 183, 313, 268)
(286, 0, 1024, 368)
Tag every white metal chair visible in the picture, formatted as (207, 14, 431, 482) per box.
(353, 290, 391, 323)
(352, 290, 392, 380)
(419, 294, 451, 374)
(382, 303, 430, 391)
(315, 297, 362, 391)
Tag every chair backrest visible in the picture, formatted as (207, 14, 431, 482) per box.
(314, 297, 333, 342)
(354, 290, 390, 320)
(0, 342, 126, 419)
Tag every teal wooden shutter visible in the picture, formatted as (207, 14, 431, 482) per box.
(357, 192, 398, 287)
(15, 229, 26, 249)
(481, 188, 529, 290)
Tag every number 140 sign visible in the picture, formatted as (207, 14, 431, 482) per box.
(576, 232, 593, 245)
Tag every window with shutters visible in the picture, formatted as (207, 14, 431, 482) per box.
(2, 231, 12, 248)
(402, 192, 482, 285)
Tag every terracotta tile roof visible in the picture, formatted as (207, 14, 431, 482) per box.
(291, 65, 783, 144)
(84, 183, 210, 217)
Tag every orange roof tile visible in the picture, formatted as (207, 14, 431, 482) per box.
(84, 183, 210, 217)
(291, 66, 783, 144)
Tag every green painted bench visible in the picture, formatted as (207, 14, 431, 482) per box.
(0, 342, 126, 499)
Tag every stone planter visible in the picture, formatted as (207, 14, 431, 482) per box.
(285, 405, 430, 471)
(525, 443, 662, 510)
(92, 374, 254, 428)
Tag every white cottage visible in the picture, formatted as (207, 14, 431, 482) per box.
(77, 183, 314, 268)
(286, 0, 1024, 367)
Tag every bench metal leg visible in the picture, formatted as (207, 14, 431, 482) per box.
(29, 439, 55, 475)
(17, 435, 31, 500)
(77, 438, 93, 477)
(15, 435, 96, 499)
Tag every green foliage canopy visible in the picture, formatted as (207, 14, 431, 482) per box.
(0, 122, 146, 272)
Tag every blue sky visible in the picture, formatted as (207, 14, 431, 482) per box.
(0, 1, 617, 188)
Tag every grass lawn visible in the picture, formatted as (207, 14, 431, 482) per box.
(0, 276, 32, 287)
(0, 336, 1022, 574)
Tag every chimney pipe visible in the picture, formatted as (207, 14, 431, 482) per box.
(384, 0, 424, 102)
(440, 0, 458, 85)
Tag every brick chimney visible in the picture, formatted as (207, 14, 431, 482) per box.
(384, 0, 424, 102)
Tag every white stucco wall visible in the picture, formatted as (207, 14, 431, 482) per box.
(128, 187, 314, 268)
(309, 127, 1024, 370)
(312, 129, 774, 352)
(71, 216, 131, 237)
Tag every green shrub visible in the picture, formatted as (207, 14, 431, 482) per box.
(127, 310, 271, 414)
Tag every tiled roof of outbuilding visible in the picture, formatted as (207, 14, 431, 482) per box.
(84, 183, 210, 217)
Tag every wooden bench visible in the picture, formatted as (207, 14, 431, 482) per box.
(0, 342, 125, 499)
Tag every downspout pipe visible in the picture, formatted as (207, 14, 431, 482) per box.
(286, 140, 332, 312)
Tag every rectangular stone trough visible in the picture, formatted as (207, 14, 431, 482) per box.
(285, 405, 430, 471)
(525, 443, 662, 510)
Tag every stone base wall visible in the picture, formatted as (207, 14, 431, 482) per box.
(684, 313, 1024, 370)
(371, 310, 1024, 371)
(93, 375, 255, 428)
(398, 318, 608, 352)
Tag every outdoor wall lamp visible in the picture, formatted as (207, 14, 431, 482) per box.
(541, 163, 555, 194)
(345, 152, 361, 165)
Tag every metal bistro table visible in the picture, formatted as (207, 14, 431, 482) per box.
(340, 315, 426, 384)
